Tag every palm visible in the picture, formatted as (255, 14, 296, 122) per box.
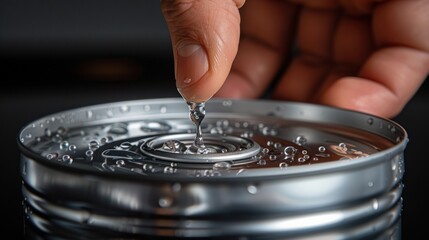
(216, 0, 429, 118)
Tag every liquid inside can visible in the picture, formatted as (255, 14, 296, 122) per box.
(18, 98, 407, 239)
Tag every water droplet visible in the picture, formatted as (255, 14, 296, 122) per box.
(106, 109, 114, 117)
(298, 157, 305, 163)
(68, 145, 77, 152)
(213, 162, 231, 170)
(294, 136, 307, 146)
(159, 197, 172, 208)
(172, 183, 181, 192)
(59, 141, 70, 150)
(269, 155, 277, 161)
(284, 146, 296, 156)
(22, 161, 27, 176)
(25, 133, 32, 139)
(86, 110, 93, 119)
(44, 128, 52, 137)
(160, 105, 167, 113)
(247, 185, 258, 194)
(368, 181, 374, 187)
(262, 148, 269, 154)
(61, 155, 73, 164)
(85, 150, 93, 160)
(367, 118, 374, 125)
(318, 146, 326, 152)
(116, 160, 125, 167)
(120, 105, 129, 113)
(162, 140, 187, 153)
(274, 143, 282, 149)
(372, 199, 379, 210)
(89, 140, 99, 150)
(257, 159, 266, 165)
(222, 100, 232, 107)
(46, 153, 58, 160)
(279, 162, 288, 169)
(120, 142, 132, 150)
(164, 166, 175, 174)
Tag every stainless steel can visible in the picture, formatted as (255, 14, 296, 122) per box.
(18, 98, 407, 239)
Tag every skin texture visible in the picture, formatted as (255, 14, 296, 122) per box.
(161, 0, 429, 118)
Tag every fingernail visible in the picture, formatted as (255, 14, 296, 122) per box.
(176, 44, 208, 89)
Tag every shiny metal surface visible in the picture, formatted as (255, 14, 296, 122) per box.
(18, 98, 407, 239)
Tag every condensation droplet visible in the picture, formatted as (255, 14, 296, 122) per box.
(367, 118, 374, 125)
(368, 181, 374, 187)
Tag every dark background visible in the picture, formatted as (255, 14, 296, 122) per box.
(1, 1, 428, 239)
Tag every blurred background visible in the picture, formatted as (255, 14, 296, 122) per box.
(1, 1, 428, 239)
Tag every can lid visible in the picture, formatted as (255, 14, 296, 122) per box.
(18, 98, 407, 180)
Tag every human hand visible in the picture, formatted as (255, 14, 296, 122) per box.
(161, 0, 429, 118)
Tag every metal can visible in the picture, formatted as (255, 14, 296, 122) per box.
(18, 98, 407, 239)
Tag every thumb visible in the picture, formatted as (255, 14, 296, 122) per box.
(161, 0, 244, 103)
